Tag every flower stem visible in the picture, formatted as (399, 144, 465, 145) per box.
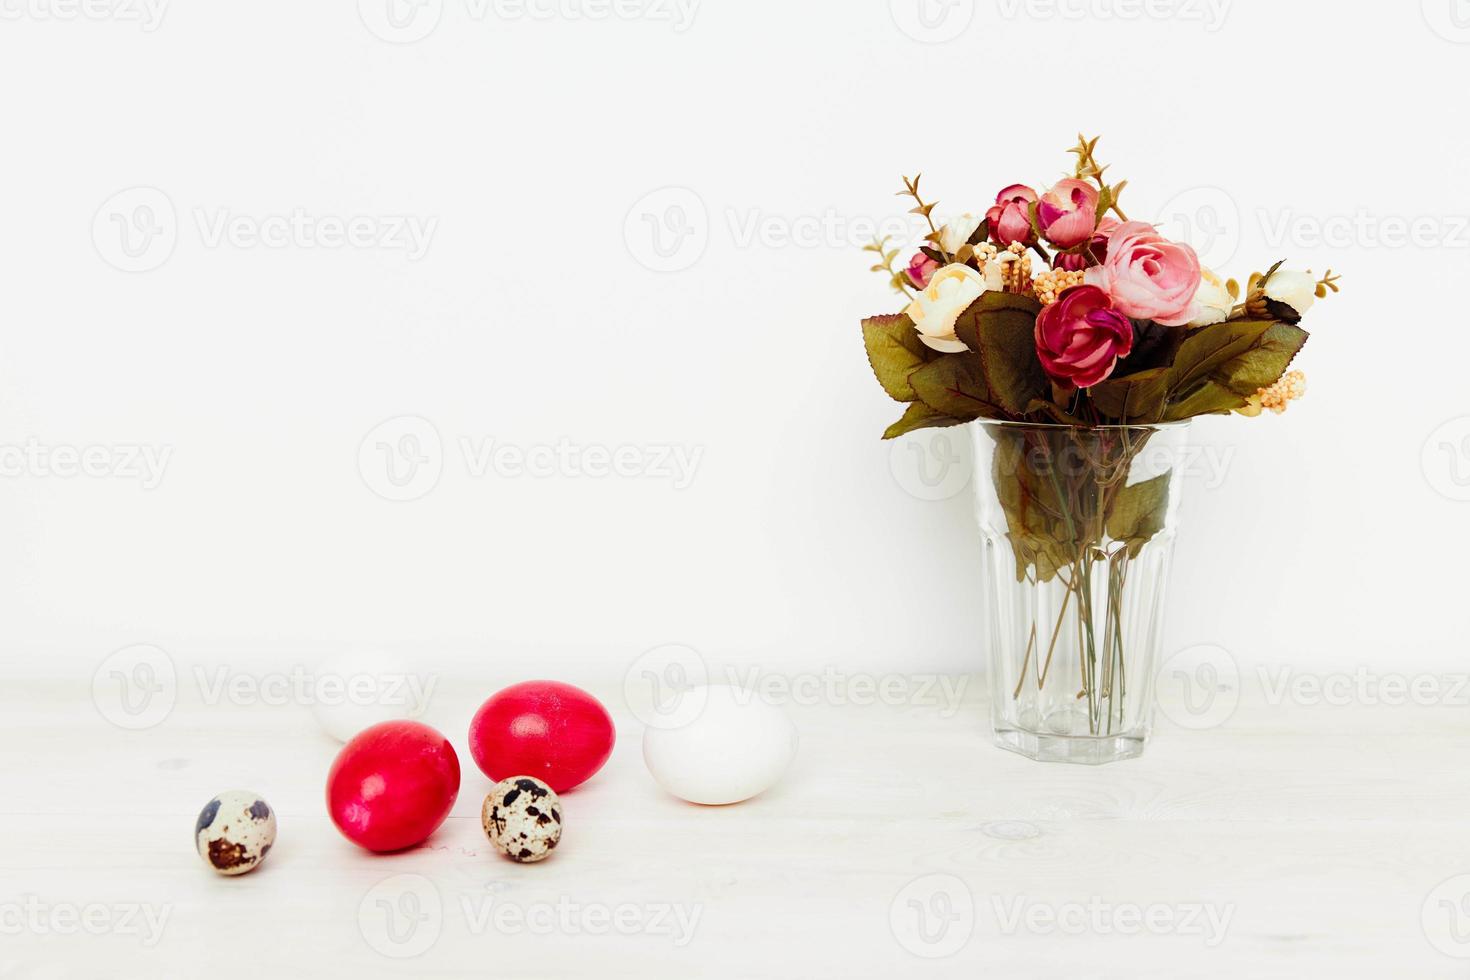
(1012, 623, 1037, 700)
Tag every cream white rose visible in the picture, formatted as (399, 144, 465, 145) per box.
(904, 262, 1003, 353)
(937, 214, 984, 256)
(1186, 268, 1234, 328)
(1264, 269, 1317, 319)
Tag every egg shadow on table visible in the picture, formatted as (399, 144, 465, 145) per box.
(637, 762, 804, 810)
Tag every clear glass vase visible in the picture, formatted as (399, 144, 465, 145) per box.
(972, 421, 1189, 765)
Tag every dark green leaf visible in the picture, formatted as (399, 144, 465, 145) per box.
(1088, 367, 1170, 423)
(1264, 299, 1301, 325)
(909, 353, 1004, 419)
(953, 292, 1046, 416)
(1113, 319, 1184, 376)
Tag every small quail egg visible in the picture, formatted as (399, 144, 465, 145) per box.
(195, 791, 276, 876)
(482, 776, 561, 863)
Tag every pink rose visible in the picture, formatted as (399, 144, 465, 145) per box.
(1085, 221, 1201, 327)
(1035, 285, 1135, 389)
(1037, 178, 1100, 249)
(905, 251, 939, 289)
(986, 184, 1037, 247)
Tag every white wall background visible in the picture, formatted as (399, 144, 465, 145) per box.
(1, 0, 1466, 685)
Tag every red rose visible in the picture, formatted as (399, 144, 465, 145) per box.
(1035, 285, 1135, 389)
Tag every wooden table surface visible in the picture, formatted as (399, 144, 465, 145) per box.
(3, 670, 1468, 978)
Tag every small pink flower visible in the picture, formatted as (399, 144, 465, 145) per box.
(1085, 221, 1201, 327)
(986, 184, 1038, 247)
(1053, 217, 1119, 271)
(1035, 285, 1135, 389)
(1037, 178, 1100, 250)
(905, 252, 939, 289)
(1088, 216, 1121, 260)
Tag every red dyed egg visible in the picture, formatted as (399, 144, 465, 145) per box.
(468, 681, 615, 793)
(326, 720, 460, 852)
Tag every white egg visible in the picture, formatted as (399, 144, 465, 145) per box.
(641, 685, 798, 805)
(195, 790, 276, 876)
(310, 650, 428, 743)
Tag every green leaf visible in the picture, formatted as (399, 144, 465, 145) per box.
(1216, 322, 1309, 393)
(1163, 381, 1247, 421)
(882, 401, 966, 440)
(1167, 320, 1277, 395)
(953, 292, 1046, 416)
(908, 353, 1004, 419)
(1106, 473, 1171, 558)
(1088, 367, 1170, 423)
(1257, 259, 1286, 289)
(862, 313, 930, 403)
(987, 427, 1078, 584)
(1160, 321, 1310, 421)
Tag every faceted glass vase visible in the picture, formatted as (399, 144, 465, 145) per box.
(972, 421, 1189, 765)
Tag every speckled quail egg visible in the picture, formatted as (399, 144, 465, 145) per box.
(482, 776, 561, 863)
(195, 791, 276, 876)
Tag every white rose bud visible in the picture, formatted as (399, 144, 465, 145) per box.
(1263, 269, 1317, 321)
(904, 262, 1004, 353)
(1186, 269, 1235, 328)
(937, 213, 984, 256)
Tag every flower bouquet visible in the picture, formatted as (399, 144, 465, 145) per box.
(861, 136, 1338, 764)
